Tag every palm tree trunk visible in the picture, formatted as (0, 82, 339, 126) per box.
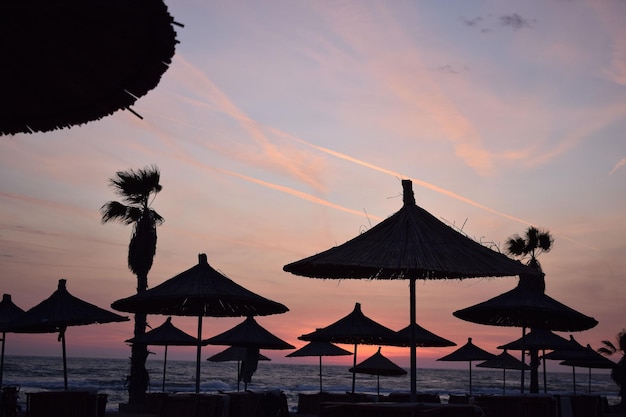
(127, 273, 149, 409)
(529, 349, 540, 393)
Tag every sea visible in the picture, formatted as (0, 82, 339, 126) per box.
(1, 355, 619, 413)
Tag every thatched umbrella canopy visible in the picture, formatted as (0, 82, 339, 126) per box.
(12, 279, 129, 389)
(0, 294, 26, 387)
(112, 253, 289, 393)
(455, 275, 597, 393)
(391, 322, 456, 347)
(298, 302, 402, 393)
(125, 317, 205, 392)
(437, 338, 495, 395)
(453, 275, 598, 331)
(476, 350, 530, 394)
(286, 341, 352, 392)
(349, 347, 407, 396)
(284, 179, 536, 399)
(0, 0, 180, 135)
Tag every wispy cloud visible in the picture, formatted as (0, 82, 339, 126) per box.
(609, 158, 626, 175)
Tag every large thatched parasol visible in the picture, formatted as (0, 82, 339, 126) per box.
(454, 274, 597, 393)
(437, 338, 495, 395)
(112, 254, 289, 393)
(298, 302, 402, 393)
(286, 341, 352, 392)
(0, 294, 25, 387)
(284, 179, 536, 399)
(125, 317, 205, 392)
(12, 279, 129, 389)
(0, 0, 180, 135)
(349, 347, 407, 396)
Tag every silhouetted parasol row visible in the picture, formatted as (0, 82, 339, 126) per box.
(1, 180, 606, 397)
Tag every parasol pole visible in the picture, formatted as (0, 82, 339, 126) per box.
(196, 315, 202, 394)
(572, 366, 577, 395)
(319, 356, 323, 392)
(237, 361, 241, 391)
(469, 360, 473, 395)
(410, 276, 417, 402)
(542, 348, 547, 393)
(352, 343, 357, 393)
(59, 326, 68, 390)
(520, 326, 526, 393)
(0, 331, 5, 388)
(162, 345, 168, 392)
(502, 368, 506, 395)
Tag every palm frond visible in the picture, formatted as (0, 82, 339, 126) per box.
(109, 165, 162, 205)
(101, 201, 132, 224)
(506, 236, 527, 256)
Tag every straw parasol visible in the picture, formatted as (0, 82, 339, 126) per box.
(0, 0, 180, 135)
(12, 279, 129, 389)
(0, 294, 26, 387)
(349, 347, 407, 396)
(125, 317, 205, 392)
(542, 337, 616, 394)
(454, 274, 597, 393)
(207, 346, 270, 392)
(298, 302, 402, 393)
(476, 350, 529, 394)
(498, 328, 574, 393)
(286, 341, 352, 392)
(112, 253, 289, 393)
(284, 179, 536, 400)
(392, 323, 456, 348)
(437, 338, 495, 395)
(204, 316, 294, 389)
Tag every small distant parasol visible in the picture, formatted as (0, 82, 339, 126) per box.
(0, 294, 26, 387)
(286, 341, 352, 392)
(208, 346, 270, 392)
(349, 347, 407, 396)
(12, 279, 128, 389)
(125, 317, 205, 392)
(437, 338, 495, 395)
(476, 350, 529, 394)
(298, 302, 401, 394)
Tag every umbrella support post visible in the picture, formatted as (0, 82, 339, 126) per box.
(237, 361, 241, 392)
(195, 316, 202, 394)
(163, 346, 168, 392)
(410, 277, 417, 402)
(469, 361, 472, 395)
(352, 344, 357, 394)
(542, 349, 547, 394)
(319, 356, 323, 392)
(0, 331, 5, 388)
(61, 330, 68, 390)
(520, 327, 526, 394)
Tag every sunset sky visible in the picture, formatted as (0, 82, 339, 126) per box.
(1, 0, 626, 373)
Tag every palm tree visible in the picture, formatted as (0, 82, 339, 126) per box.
(101, 165, 163, 410)
(506, 226, 553, 272)
(505, 226, 553, 394)
(599, 330, 626, 410)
